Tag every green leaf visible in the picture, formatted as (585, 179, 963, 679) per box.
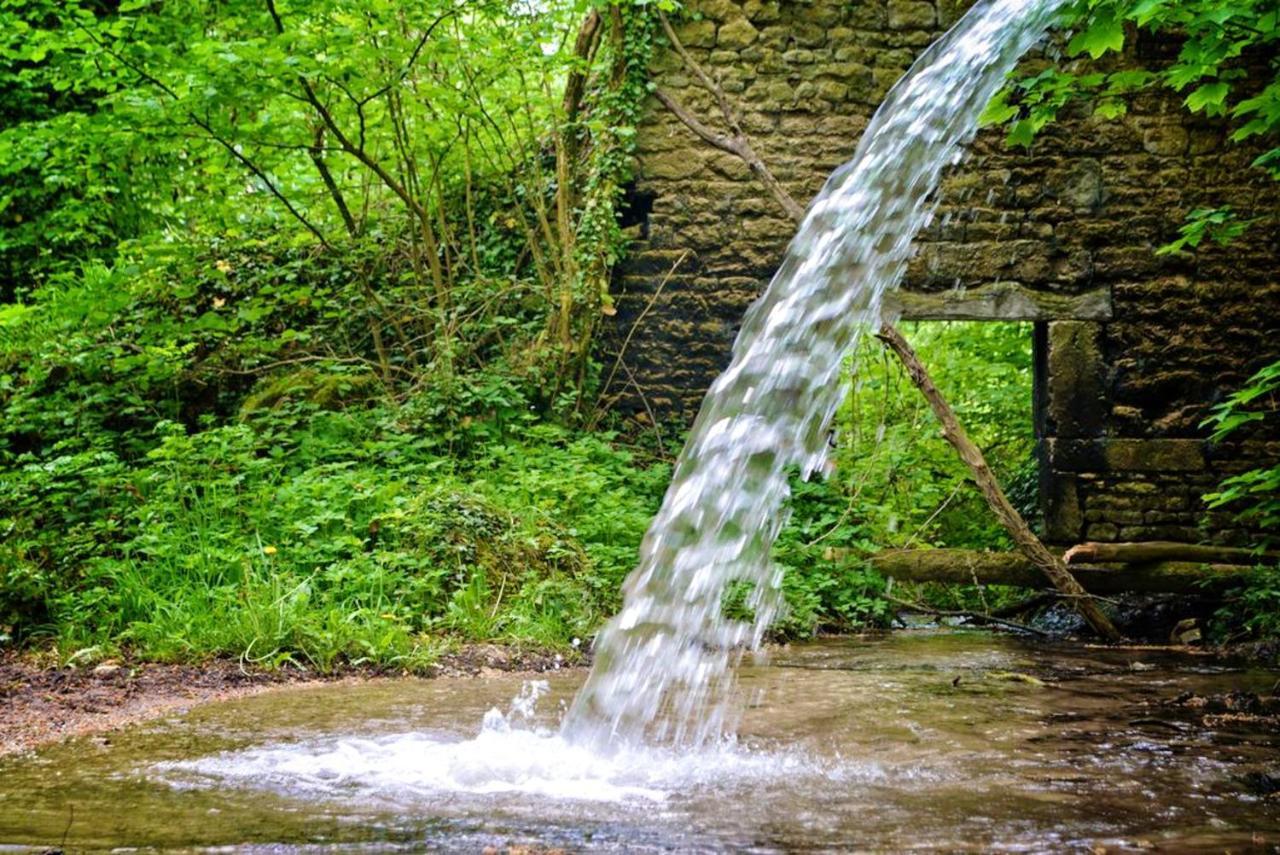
(978, 90, 1019, 127)
(1126, 0, 1168, 26)
(1185, 81, 1229, 114)
(1007, 119, 1037, 148)
(1094, 99, 1127, 119)
(1067, 11, 1125, 59)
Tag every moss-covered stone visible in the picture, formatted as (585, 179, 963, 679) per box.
(609, 0, 1280, 546)
(887, 0, 936, 29)
(717, 17, 760, 48)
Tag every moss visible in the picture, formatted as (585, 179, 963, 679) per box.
(238, 369, 381, 418)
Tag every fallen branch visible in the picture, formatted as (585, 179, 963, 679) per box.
(864, 547, 1250, 594)
(875, 326, 1122, 641)
(1064, 541, 1278, 567)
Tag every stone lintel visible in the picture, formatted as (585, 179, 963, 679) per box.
(1046, 438, 1207, 473)
(887, 283, 1113, 321)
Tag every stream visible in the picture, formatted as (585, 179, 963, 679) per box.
(2, 630, 1277, 852)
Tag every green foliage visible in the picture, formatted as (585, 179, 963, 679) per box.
(1199, 361, 1280, 640)
(0, 0, 676, 664)
(3, 392, 669, 664)
(0, 0, 662, 395)
(832, 322, 1036, 549)
(767, 322, 1037, 634)
(983, 0, 1280, 182)
(1203, 360, 1280, 535)
(1223, 565, 1280, 639)
(1156, 206, 1253, 254)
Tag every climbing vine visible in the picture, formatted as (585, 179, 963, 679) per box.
(555, 4, 660, 406)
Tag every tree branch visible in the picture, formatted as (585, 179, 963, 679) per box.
(876, 325, 1122, 641)
(74, 19, 333, 248)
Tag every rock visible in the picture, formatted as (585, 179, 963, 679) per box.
(1141, 124, 1189, 156)
(92, 663, 122, 678)
(887, 0, 936, 29)
(1169, 617, 1201, 645)
(716, 17, 759, 49)
(744, 0, 781, 22)
(1241, 770, 1280, 796)
(673, 20, 716, 48)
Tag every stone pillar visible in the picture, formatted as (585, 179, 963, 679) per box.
(1039, 320, 1107, 543)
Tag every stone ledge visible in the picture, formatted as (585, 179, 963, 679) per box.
(885, 283, 1113, 321)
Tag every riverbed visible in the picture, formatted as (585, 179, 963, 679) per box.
(1, 630, 1276, 852)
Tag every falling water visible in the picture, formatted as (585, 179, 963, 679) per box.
(563, 0, 1065, 749)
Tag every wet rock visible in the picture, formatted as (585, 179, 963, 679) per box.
(1169, 618, 1201, 645)
(1240, 770, 1280, 796)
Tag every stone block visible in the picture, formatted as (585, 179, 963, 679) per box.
(817, 80, 850, 102)
(783, 48, 816, 64)
(1140, 123, 1189, 156)
(887, 0, 936, 29)
(1047, 439, 1207, 473)
(673, 20, 717, 48)
(743, 0, 781, 22)
(717, 17, 760, 48)
(1104, 439, 1205, 472)
(696, 0, 739, 22)
(1043, 472, 1083, 543)
(1086, 523, 1119, 542)
(1047, 321, 1106, 438)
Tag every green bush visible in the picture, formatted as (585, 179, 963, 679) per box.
(14, 403, 670, 666)
(1203, 360, 1280, 641)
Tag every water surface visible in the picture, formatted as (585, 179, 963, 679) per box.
(2, 631, 1276, 852)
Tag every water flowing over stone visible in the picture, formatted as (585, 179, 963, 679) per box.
(562, 0, 1066, 749)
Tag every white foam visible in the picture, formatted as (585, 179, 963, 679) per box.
(156, 698, 882, 806)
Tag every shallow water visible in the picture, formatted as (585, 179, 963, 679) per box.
(2, 631, 1277, 852)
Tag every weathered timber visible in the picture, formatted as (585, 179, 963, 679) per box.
(867, 548, 1252, 594)
(1064, 541, 1279, 566)
(883, 283, 1113, 321)
(876, 324, 1123, 640)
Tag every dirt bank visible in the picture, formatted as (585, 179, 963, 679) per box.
(0, 644, 584, 757)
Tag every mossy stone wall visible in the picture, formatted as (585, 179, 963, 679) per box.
(604, 0, 1280, 545)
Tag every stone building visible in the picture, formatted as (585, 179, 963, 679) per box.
(602, 0, 1280, 546)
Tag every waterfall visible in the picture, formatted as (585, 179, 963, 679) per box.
(563, 0, 1065, 749)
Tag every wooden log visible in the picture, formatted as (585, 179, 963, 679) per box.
(1064, 541, 1278, 567)
(875, 325, 1123, 641)
(866, 548, 1252, 594)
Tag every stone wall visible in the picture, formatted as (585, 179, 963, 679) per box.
(604, 0, 1280, 545)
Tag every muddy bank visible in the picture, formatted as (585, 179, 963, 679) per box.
(0, 644, 585, 757)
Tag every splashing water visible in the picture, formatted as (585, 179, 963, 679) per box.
(562, 0, 1066, 749)
(160, 679, 867, 807)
